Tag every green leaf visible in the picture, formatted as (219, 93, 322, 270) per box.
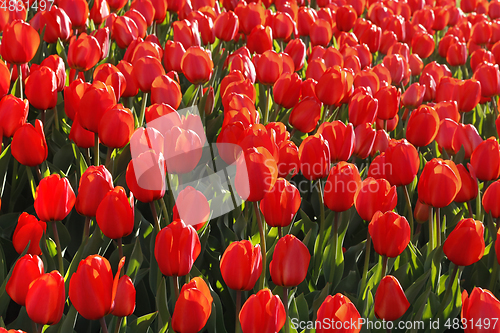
(126, 238, 144, 283)
(128, 312, 158, 333)
(156, 277, 171, 333)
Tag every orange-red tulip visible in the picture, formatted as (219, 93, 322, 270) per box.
(13, 213, 46, 255)
(1, 20, 40, 64)
(172, 277, 213, 333)
(260, 178, 301, 227)
(374, 275, 410, 321)
(354, 177, 397, 221)
(6, 254, 44, 306)
(11, 120, 48, 167)
(220, 240, 262, 291)
(471, 137, 500, 181)
(239, 289, 286, 333)
(96, 186, 134, 240)
(26, 271, 65, 325)
(34, 174, 76, 222)
(418, 158, 462, 208)
(443, 218, 485, 266)
(369, 211, 410, 257)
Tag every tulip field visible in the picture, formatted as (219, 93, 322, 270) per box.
(2, 0, 500, 332)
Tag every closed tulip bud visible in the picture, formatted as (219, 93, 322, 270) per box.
(69, 114, 95, 148)
(324, 162, 361, 213)
(214, 11, 239, 42)
(235, 147, 278, 201)
(444, 218, 485, 266)
(374, 275, 410, 321)
(126, 151, 166, 203)
(25, 66, 57, 110)
(89, 0, 110, 25)
(446, 40, 467, 67)
(455, 164, 478, 203)
(273, 73, 301, 109)
(255, 50, 283, 86)
(34, 174, 76, 222)
(0, 95, 28, 138)
(434, 101, 460, 122)
(369, 211, 410, 257)
(374, 85, 400, 120)
(163, 127, 203, 174)
(58, 0, 89, 28)
(272, 12, 294, 41)
(111, 275, 136, 317)
(289, 97, 321, 133)
(473, 63, 500, 98)
(181, 46, 213, 85)
(240, 289, 286, 333)
(63, 79, 90, 121)
(371, 129, 390, 157)
(112, 16, 139, 49)
(155, 219, 201, 276)
(172, 186, 210, 230)
(260, 178, 301, 227)
(96, 187, 134, 240)
(11, 119, 48, 167)
(1, 20, 39, 64)
(453, 123, 483, 159)
(317, 294, 361, 333)
(462, 288, 500, 330)
(316, 67, 348, 106)
(172, 277, 213, 333)
(411, 31, 435, 59)
(299, 134, 330, 181)
(458, 79, 481, 113)
(471, 137, 500, 181)
(6, 254, 44, 306)
(75, 166, 113, 217)
(336, 5, 358, 32)
(99, 106, 134, 146)
(401, 82, 425, 109)
(69, 255, 125, 320)
(418, 158, 462, 208)
(247, 25, 273, 55)
(354, 177, 397, 221)
(131, 55, 165, 93)
(150, 74, 182, 109)
(406, 104, 440, 147)
(310, 18, 333, 47)
(385, 139, 420, 187)
(79, 81, 117, 133)
(33, 6, 72, 44)
(234, 2, 265, 35)
(13, 213, 46, 255)
(277, 140, 299, 178)
(353, 123, 376, 159)
(68, 33, 102, 72)
(116, 61, 139, 98)
(348, 90, 378, 126)
(40, 55, 66, 92)
(270, 234, 310, 287)
(220, 240, 262, 291)
(26, 271, 65, 325)
(284, 38, 306, 71)
(483, 180, 500, 218)
(382, 54, 405, 86)
(130, 0, 155, 26)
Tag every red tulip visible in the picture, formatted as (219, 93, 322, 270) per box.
(33, 6, 72, 44)
(316, 293, 361, 333)
(25, 66, 58, 110)
(443, 218, 485, 266)
(96, 186, 134, 240)
(1, 20, 40, 64)
(154, 219, 201, 276)
(11, 120, 48, 167)
(298, 134, 330, 181)
(79, 81, 117, 133)
(235, 147, 278, 202)
(214, 11, 239, 42)
(172, 186, 210, 230)
(0, 95, 28, 137)
(39, 55, 66, 92)
(337, 5, 358, 32)
(69, 114, 95, 149)
(220, 240, 262, 291)
(112, 15, 140, 49)
(318, 121, 355, 162)
(58, 0, 89, 29)
(418, 158, 462, 208)
(181, 46, 213, 85)
(471, 137, 500, 182)
(473, 62, 500, 98)
(454, 164, 478, 204)
(172, 277, 213, 333)
(384, 139, 420, 187)
(272, 12, 295, 41)
(111, 275, 136, 317)
(353, 123, 376, 159)
(126, 150, 166, 203)
(270, 234, 310, 287)
(26, 271, 65, 325)
(68, 33, 101, 72)
(369, 211, 410, 258)
(316, 66, 352, 106)
(247, 25, 273, 54)
(255, 50, 283, 86)
(34, 174, 76, 222)
(273, 73, 301, 109)
(289, 97, 321, 133)
(483, 180, 500, 218)
(458, 79, 481, 113)
(401, 82, 425, 109)
(462, 287, 500, 332)
(348, 90, 378, 126)
(406, 104, 440, 147)
(63, 79, 89, 121)
(239, 289, 286, 333)
(374, 85, 400, 120)
(75, 166, 113, 217)
(434, 101, 460, 123)
(354, 177, 397, 221)
(310, 18, 333, 47)
(411, 31, 435, 59)
(13, 213, 46, 255)
(6, 254, 44, 306)
(235, 2, 265, 35)
(284, 38, 306, 71)
(324, 162, 361, 213)
(69, 255, 125, 320)
(374, 275, 410, 321)
(260, 178, 301, 227)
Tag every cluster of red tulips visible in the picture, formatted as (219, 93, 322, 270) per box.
(1, 0, 500, 331)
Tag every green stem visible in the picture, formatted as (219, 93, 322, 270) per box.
(159, 198, 170, 226)
(314, 181, 326, 281)
(99, 317, 109, 333)
(437, 265, 459, 314)
(117, 237, 123, 264)
(113, 317, 123, 333)
(51, 221, 64, 275)
(82, 216, 91, 245)
(190, 85, 201, 107)
(283, 287, 290, 333)
(173, 275, 179, 301)
(403, 185, 414, 237)
(94, 133, 100, 166)
(52, 107, 59, 131)
(428, 207, 434, 253)
(264, 85, 271, 124)
(436, 207, 441, 247)
(329, 211, 339, 289)
(149, 201, 161, 234)
(467, 201, 474, 219)
(254, 201, 267, 290)
(359, 230, 371, 298)
(278, 226, 282, 239)
(17, 64, 23, 100)
(381, 255, 388, 277)
(138, 92, 148, 127)
(235, 290, 242, 333)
